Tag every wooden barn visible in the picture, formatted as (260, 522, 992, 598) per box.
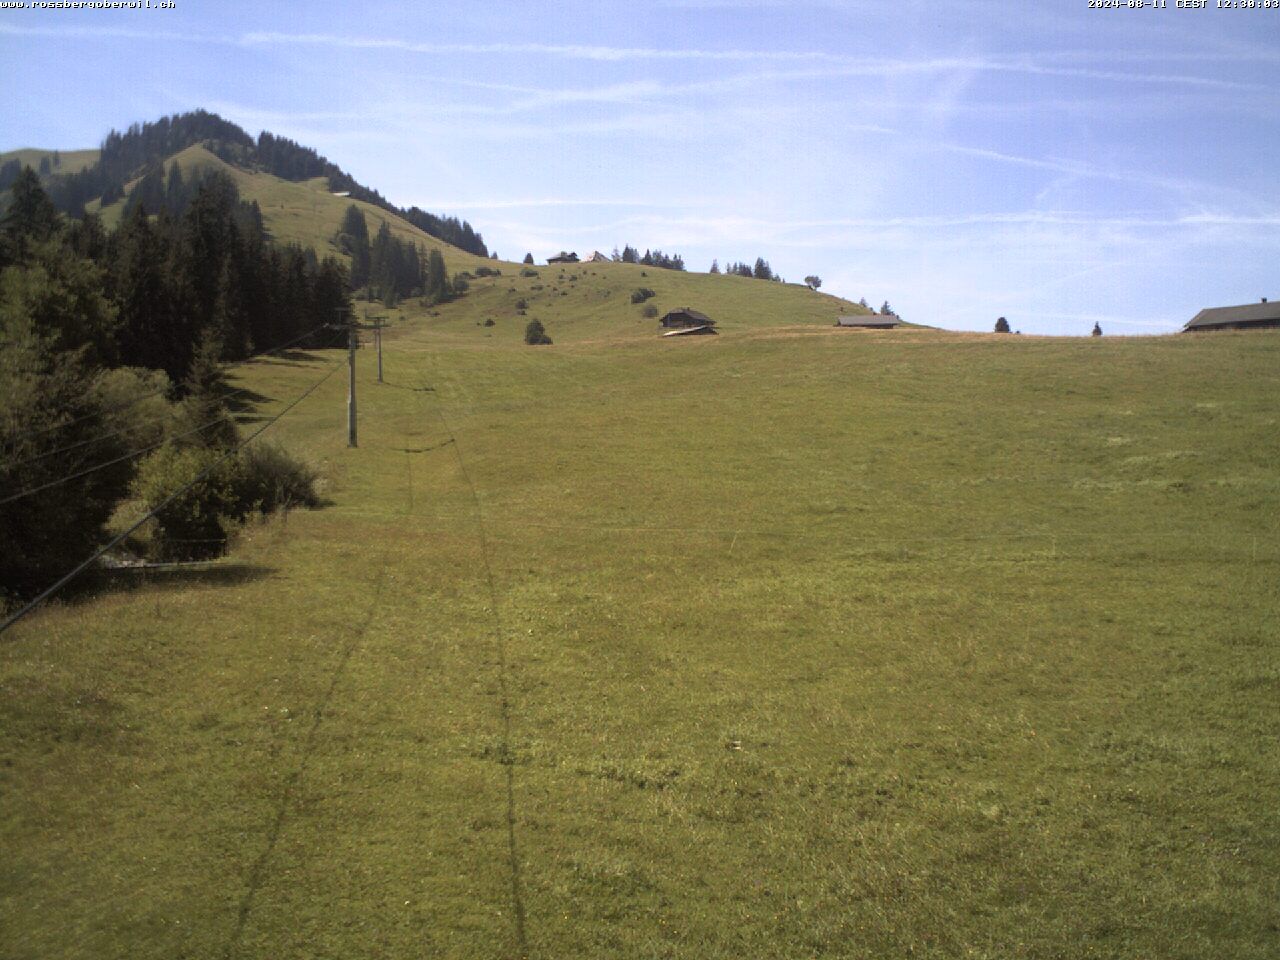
(547, 251, 580, 264)
(1182, 299, 1280, 332)
(660, 307, 716, 330)
(836, 315, 900, 329)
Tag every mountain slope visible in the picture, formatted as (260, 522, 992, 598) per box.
(89, 143, 493, 274)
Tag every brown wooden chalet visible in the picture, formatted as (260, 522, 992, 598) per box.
(1182, 299, 1280, 332)
(660, 307, 715, 329)
(547, 251, 580, 264)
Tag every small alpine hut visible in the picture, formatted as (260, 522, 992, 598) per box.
(547, 251, 580, 264)
(660, 307, 717, 336)
(835, 314, 900, 329)
(1182, 299, 1280, 332)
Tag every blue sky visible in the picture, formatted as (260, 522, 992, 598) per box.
(2, 0, 1278, 334)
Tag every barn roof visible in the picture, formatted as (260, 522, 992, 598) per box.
(1184, 301, 1280, 330)
(662, 325, 716, 336)
(836, 315, 899, 327)
(663, 307, 714, 323)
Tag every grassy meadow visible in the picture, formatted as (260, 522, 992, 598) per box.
(2, 275, 1278, 958)
(0, 147, 101, 176)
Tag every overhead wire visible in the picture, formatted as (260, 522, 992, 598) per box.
(0, 357, 343, 637)
(0, 410, 244, 506)
(5, 322, 337, 447)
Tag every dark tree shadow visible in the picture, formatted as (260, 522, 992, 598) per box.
(226, 388, 274, 413)
(100, 562, 276, 591)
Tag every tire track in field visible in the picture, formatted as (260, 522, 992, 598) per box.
(426, 377, 530, 959)
(222, 451, 414, 959)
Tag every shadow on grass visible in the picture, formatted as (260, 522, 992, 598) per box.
(239, 349, 334, 368)
(226, 388, 274, 413)
(99, 562, 276, 592)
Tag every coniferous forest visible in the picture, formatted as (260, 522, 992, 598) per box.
(0, 164, 351, 599)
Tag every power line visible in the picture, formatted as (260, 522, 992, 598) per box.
(0, 384, 256, 472)
(0, 410, 240, 507)
(0, 358, 342, 638)
(7, 322, 336, 446)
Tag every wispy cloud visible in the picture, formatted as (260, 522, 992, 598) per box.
(237, 32, 841, 63)
(234, 33, 1261, 91)
(411, 198, 700, 210)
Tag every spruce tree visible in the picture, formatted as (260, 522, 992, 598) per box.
(1, 167, 61, 265)
(425, 248, 449, 304)
(336, 205, 371, 291)
(164, 162, 186, 216)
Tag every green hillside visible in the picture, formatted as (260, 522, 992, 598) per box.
(76, 140, 868, 337)
(2, 281, 1277, 957)
(89, 144, 494, 274)
(3, 117, 1274, 958)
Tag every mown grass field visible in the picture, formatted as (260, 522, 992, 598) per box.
(2, 277, 1278, 958)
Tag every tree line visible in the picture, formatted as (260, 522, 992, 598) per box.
(711, 257, 785, 282)
(611, 245, 686, 270)
(1, 166, 352, 600)
(334, 205, 460, 307)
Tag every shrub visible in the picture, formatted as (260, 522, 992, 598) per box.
(451, 274, 470, 294)
(1, 335, 137, 599)
(642, 304, 658, 318)
(475, 265, 500, 277)
(484, 318, 495, 327)
(234, 441, 320, 515)
(520, 267, 538, 278)
(132, 442, 319, 560)
(524, 319, 552, 345)
(131, 445, 241, 560)
(514, 298, 528, 311)
(630, 287, 656, 304)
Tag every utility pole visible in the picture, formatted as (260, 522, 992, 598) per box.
(334, 308, 387, 449)
(364, 311, 389, 384)
(347, 322, 359, 447)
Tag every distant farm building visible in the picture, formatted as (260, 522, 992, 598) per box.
(660, 307, 716, 330)
(1183, 299, 1280, 332)
(583, 250, 609, 263)
(835, 315, 900, 328)
(547, 251, 580, 264)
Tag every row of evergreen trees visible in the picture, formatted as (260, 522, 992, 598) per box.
(32, 110, 491, 257)
(334, 205, 456, 307)
(2, 165, 349, 385)
(1, 165, 352, 600)
(611, 245, 685, 270)
(712, 258, 783, 281)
